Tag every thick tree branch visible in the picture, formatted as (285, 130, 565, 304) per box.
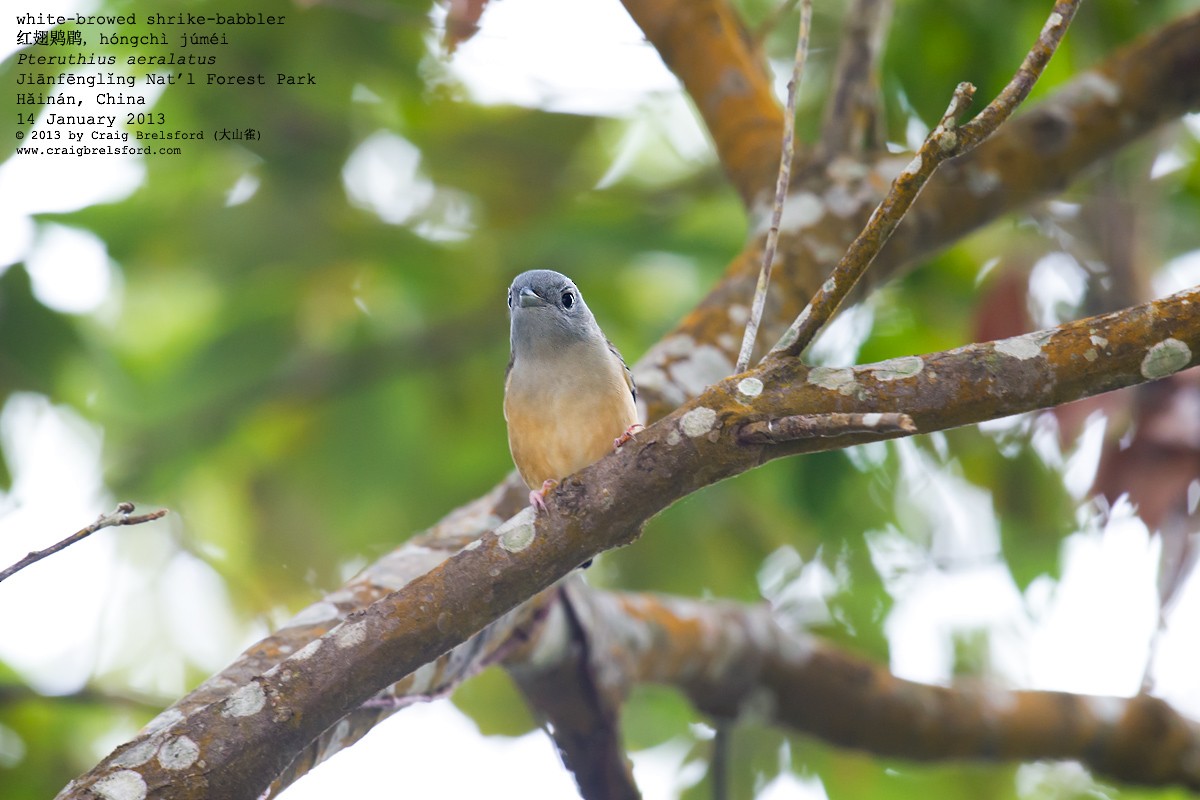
(636, 10, 1200, 417)
(59, 10, 1200, 798)
(620, 0, 784, 207)
(508, 581, 641, 800)
(743, 289, 1198, 462)
(551, 590, 1200, 790)
(61, 285, 1199, 798)
(256, 480, 538, 797)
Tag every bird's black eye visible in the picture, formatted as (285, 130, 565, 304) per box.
(507, 289, 513, 309)
(561, 290, 574, 309)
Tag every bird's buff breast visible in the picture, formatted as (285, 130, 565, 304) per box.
(505, 357, 638, 490)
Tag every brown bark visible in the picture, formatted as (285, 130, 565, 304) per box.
(554, 590, 1200, 790)
(620, 0, 784, 207)
(58, 6, 1200, 799)
(61, 286, 1200, 799)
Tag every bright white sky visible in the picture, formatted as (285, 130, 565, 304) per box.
(2, 1, 1200, 798)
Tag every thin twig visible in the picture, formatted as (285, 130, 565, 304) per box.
(769, 0, 1082, 361)
(737, 412, 916, 444)
(956, 1, 1083, 151)
(768, 82, 975, 358)
(735, 0, 813, 374)
(0, 502, 168, 584)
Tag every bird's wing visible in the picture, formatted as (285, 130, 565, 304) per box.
(607, 338, 637, 403)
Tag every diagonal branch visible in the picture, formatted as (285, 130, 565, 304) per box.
(620, 0, 785, 206)
(0, 502, 167, 584)
(770, 0, 1082, 360)
(637, 10, 1200, 419)
(58, 11, 1200, 798)
(555, 589, 1200, 790)
(61, 284, 1200, 799)
(879, 9, 1200, 289)
(744, 288, 1198, 461)
(955, 0, 1081, 152)
(768, 81, 978, 358)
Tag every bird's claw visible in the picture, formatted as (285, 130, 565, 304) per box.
(529, 479, 559, 513)
(613, 423, 645, 451)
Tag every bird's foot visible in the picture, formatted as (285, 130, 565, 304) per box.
(529, 479, 559, 513)
(613, 423, 645, 451)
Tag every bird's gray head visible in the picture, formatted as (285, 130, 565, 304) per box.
(507, 269, 601, 357)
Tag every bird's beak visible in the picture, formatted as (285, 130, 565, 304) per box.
(518, 287, 548, 308)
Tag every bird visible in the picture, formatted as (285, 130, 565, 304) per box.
(504, 269, 642, 512)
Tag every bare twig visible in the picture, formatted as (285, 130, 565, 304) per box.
(735, 0, 813, 374)
(769, 0, 1082, 360)
(737, 411, 916, 444)
(768, 82, 976, 358)
(0, 502, 168, 584)
(956, 0, 1084, 151)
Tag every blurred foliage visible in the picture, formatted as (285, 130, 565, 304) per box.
(2, 0, 1199, 797)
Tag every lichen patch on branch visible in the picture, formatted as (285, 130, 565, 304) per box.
(995, 334, 1046, 360)
(141, 708, 184, 737)
(1075, 72, 1122, 105)
(157, 736, 200, 771)
(110, 740, 158, 770)
(1085, 695, 1127, 726)
(680, 406, 720, 438)
(672, 345, 735, 396)
(737, 377, 764, 399)
(287, 601, 340, 628)
(870, 356, 925, 381)
(965, 166, 1002, 195)
(498, 509, 537, 553)
(90, 770, 147, 800)
(777, 191, 826, 233)
(408, 661, 440, 695)
(1141, 338, 1192, 379)
(637, 334, 735, 408)
(292, 640, 322, 660)
(335, 621, 368, 649)
(807, 366, 860, 395)
(222, 683, 266, 718)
